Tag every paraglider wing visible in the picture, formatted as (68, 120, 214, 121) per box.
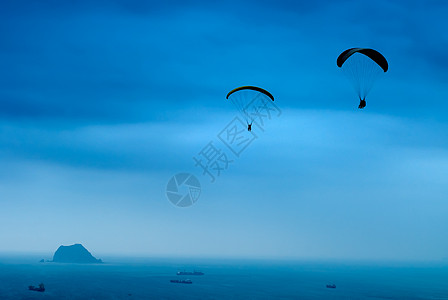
(226, 86, 274, 101)
(337, 48, 388, 72)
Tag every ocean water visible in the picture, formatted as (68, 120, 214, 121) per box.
(0, 256, 447, 299)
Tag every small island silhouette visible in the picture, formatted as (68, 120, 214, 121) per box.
(52, 244, 102, 264)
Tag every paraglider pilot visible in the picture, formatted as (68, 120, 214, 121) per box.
(358, 98, 366, 109)
(248, 123, 252, 131)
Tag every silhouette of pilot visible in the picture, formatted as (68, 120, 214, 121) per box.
(358, 98, 366, 109)
(248, 123, 252, 131)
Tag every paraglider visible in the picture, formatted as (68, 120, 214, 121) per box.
(337, 48, 388, 109)
(226, 86, 274, 131)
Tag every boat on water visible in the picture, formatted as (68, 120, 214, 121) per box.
(29, 283, 45, 292)
(177, 271, 204, 275)
(326, 284, 336, 289)
(170, 279, 192, 284)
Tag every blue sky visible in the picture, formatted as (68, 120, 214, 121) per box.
(0, 0, 447, 261)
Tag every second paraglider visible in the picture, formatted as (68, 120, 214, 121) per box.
(226, 86, 275, 131)
(337, 48, 388, 109)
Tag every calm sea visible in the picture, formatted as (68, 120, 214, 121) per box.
(0, 256, 447, 299)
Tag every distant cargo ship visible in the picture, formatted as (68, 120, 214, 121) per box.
(29, 283, 45, 292)
(170, 279, 192, 284)
(326, 284, 336, 289)
(177, 271, 204, 275)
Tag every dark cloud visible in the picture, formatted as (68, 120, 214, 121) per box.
(1, 0, 447, 125)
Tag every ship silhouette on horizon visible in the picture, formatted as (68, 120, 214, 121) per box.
(177, 270, 204, 275)
(28, 283, 45, 292)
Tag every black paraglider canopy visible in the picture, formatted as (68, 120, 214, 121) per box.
(226, 86, 274, 101)
(337, 48, 388, 72)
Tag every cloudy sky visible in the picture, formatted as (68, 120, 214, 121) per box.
(1, 0, 447, 261)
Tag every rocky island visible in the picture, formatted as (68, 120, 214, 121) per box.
(52, 244, 102, 263)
